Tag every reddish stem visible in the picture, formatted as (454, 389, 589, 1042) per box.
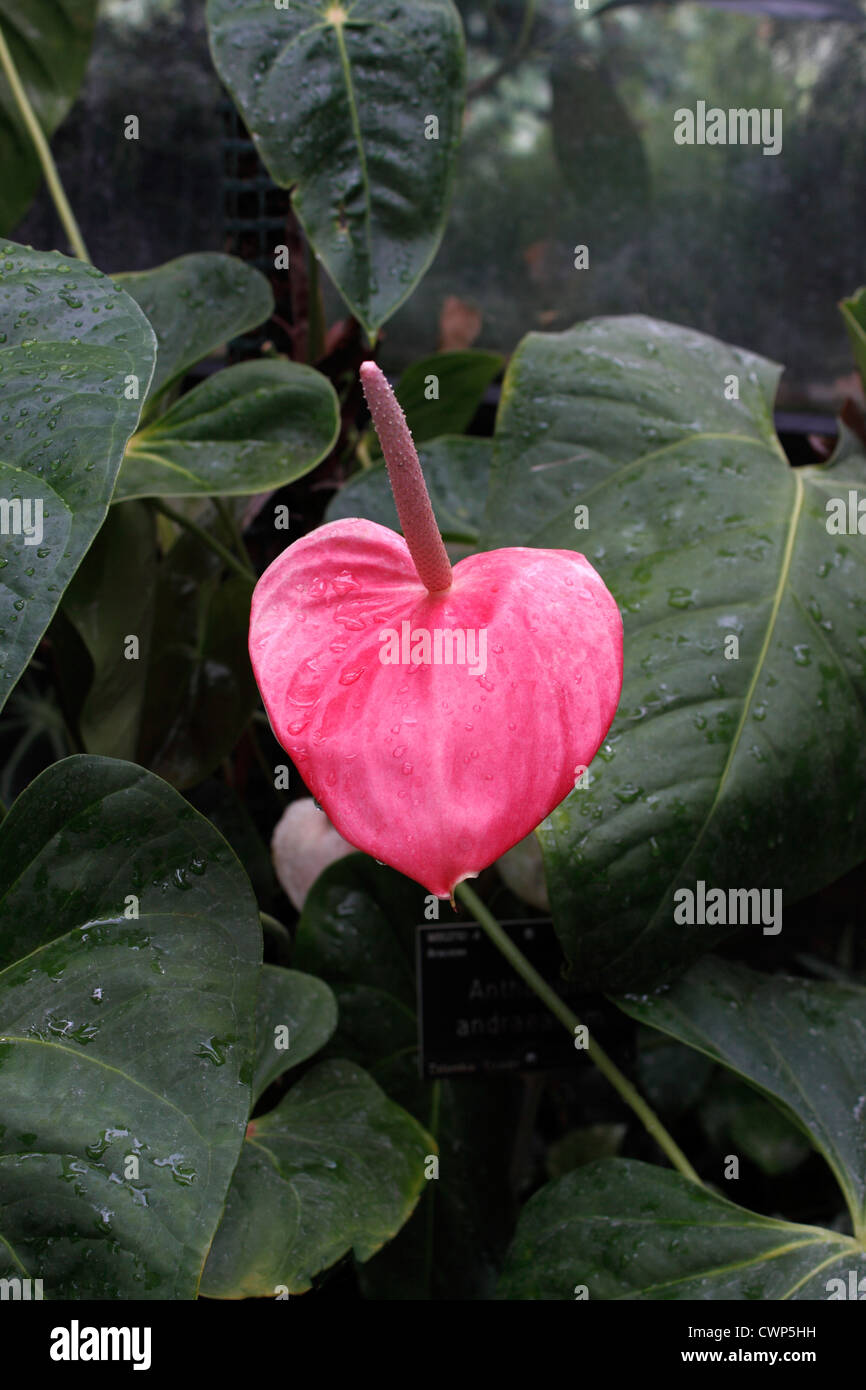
(360, 361, 453, 594)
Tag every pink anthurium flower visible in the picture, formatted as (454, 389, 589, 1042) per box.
(249, 362, 623, 901)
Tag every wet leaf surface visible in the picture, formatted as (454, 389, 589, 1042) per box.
(0, 755, 261, 1298)
(498, 1158, 866, 1300)
(484, 316, 866, 987)
(0, 241, 155, 715)
(207, 0, 465, 337)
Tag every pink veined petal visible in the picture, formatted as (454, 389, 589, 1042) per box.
(250, 516, 623, 898)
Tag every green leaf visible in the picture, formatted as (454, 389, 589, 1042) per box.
(252, 964, 337, 1104)
(136, 530, 257, 790)
(0, 754, 261, 1299)
(698, 1073, 811, 1177)
(200, 1058, 432, 1297)
(391, 350, 502, 445)
(327, 435, 492, 545)
(207, 0, 466, 339)
(617, 958, 866, 1232)
(484, 316, 866, 988)
(60, 501, 157, 760)
(113, 253, 273, 406)
(840, 287, 866, 391)
(0, 1, 98, 234)
(294, 854, 519, 1299)
(117, 359, 340, 501)
(0, 240, 156, 716)
(498, 1159, 865, 1301)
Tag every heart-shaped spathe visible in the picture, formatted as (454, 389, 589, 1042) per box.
(249, 516, 623, 898)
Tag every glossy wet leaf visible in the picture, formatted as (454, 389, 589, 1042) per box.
(61, 501, 157, 760)
(136, 530, 256, 790)
(117, 360, 340, 501)
(0, 755, 261, 1299)
(201, 1058, 432, 1298)
(295, 854, 519, 1299)
(841, 287, 866, 391)
(0, 241, 156, 716)
(327, 435, 491, 545)
(0, 1, 97, 234)
(207, 0, 465, 338)
(252, 964, 337, 1104)
(484, 316, 866, 988)
(113, 253, 273, 408)
(498, 1159, 866, 1300)
(388, 350, 502, 446)
(618, 958, 866, 1228)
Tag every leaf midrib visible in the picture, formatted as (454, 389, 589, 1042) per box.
(609, 469, 805, 962)
(620, 991, 866, 1234)
(331, 16, 374, 291)
(0, 1035, 209, 1146)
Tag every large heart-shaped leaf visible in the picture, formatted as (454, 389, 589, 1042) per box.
(206, 0, 466, 339)
(617, 958, 866, 1233)
(0, 755, 261, 1299)
(0, 240, 156, 716)
(327, 435, 491, 546)
(117, 360, 340, 501)
(498, 1159, 865, 1300)
(113, 253, 274, 408)
(0, 2, 97, 235)
(484, 315, 866, 988)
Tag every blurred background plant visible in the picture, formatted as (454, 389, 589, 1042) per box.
(15, 0, 866, 409)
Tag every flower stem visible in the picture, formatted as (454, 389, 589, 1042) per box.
(0, 24, 90, 264)
(359, 361, 452, 594)
(454, 881, 702, 1185)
